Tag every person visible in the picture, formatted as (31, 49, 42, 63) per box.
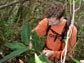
(31, 2, 77, 63)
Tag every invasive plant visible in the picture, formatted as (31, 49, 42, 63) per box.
(0, 23, 49, 63)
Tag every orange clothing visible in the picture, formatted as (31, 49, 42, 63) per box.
(33, 18, 77, 60)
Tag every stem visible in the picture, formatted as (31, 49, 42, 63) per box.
(61, 0, 75, 63)
(0, 0, 29, 9)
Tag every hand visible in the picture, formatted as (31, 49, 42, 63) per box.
(42, 50, 54, 57)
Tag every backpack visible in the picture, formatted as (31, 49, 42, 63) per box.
(45, 17, 71, 42)
(43, 17, 78, 50)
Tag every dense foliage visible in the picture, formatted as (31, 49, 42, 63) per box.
(0, 0, 84, 63)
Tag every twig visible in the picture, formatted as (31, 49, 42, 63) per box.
(61, 0, 75, 63)
(75, 0, 81, 12)
(0, 0, 29, 9)
(77, 36, 84, 38)
(70, 0, 72, 18)
(61, 0, 82, 62)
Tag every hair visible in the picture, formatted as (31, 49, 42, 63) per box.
(45, 2, 65, 19)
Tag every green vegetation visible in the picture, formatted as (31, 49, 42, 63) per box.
(0, 0, 84, 63)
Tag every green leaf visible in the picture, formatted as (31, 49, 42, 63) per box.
(27, 57, 35, 63)
(82, 25, 84, 32)
(0, 48, 28, 63)
(5, 41, 27, 50)
(33, 5, 40, 19)
(39, 55, 49, 63)
(35, 54, 49, 63)
(21, 23, 31, 45)
(70, 55, 81, 63)
(75, 0, 80, 4)
(31, 31, 43, 52)
(35, 54, 42, 63)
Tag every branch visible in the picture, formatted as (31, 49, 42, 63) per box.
(61, 0, 81, 62)
(63, 0, 68, 8)
(61, 0, 75, 63)
(70, 0, 72, 17)
(0, 0, 29, 9)
(75, 0, 81, 12)
(77, 36, 84, 38)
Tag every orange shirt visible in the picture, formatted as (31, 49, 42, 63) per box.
(33, 18, 77, 60)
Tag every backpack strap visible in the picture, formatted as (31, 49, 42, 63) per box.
(50, 28, 61, 41)
(45, 25, 51, 36)
(45, 17, 71, 41)
(43, 17, 71, 50)
(45, 22, 62, 41)
(61, 19, 71, 40)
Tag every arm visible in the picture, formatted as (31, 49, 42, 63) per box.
(32, 18, 48, 37)
(54, 26, 77, 59)
(69, 26, 77, 47)
(67, 26, 77, 55)
(29, 18, 48, 49)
